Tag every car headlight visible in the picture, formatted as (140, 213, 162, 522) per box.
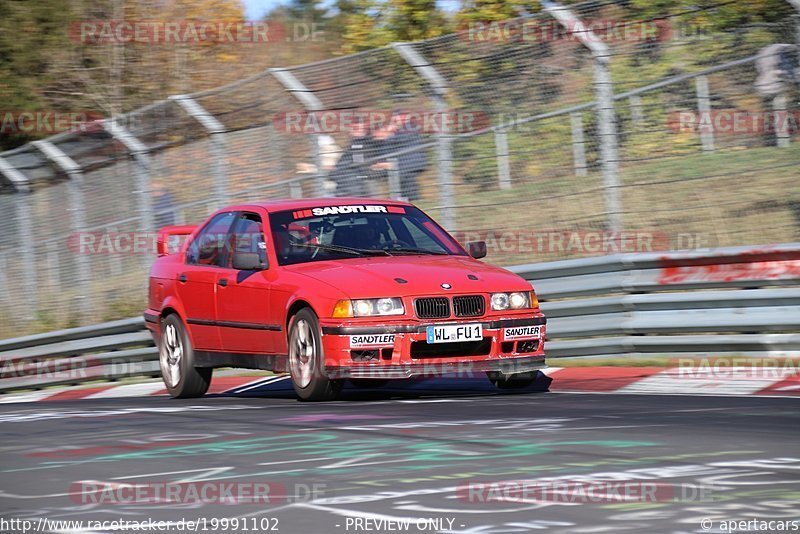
(491, 291, 535, 311)
(332, 298, 405, 318)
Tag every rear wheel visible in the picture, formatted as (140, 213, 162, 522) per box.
(159, 314, 212, 398)
(288, 308, 343, 401)
(487, 371, 536, 389)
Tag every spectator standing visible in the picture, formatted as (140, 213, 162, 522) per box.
(328, 119, 382, 197)
(373, 110, 428, 201)
(152, 181, 176, 229)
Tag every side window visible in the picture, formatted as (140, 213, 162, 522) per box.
(398, 218, 441, 250)
(186, 212, 237, 266)
(230, 213, 268, 266)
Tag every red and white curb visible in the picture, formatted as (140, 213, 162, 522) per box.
(0, 367, 798, 404)
(0, 375, 286, 405)
(546, 366, 800, 397)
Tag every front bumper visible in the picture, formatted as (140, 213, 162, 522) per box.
(319, 314, 546, 380)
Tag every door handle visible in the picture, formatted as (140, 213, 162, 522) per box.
(178, 274, 188, 283)
(218, 278, 228, 287)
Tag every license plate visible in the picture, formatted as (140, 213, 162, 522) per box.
(426, 323, 483, 344)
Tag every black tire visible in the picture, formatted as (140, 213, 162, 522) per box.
(350, 379, 390, 389)
(159, 314, 212, 399)
(288, 308, 343, 401)
(487, 371, 536, 389)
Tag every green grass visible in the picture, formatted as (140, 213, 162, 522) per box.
(417, 142, 800, 265)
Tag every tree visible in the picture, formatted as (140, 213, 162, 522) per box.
(0, 0, 78, 150)
(285, 0, 330, 23)
(456, 0, 533, 25)
(1, 0, 332, 150)
(339, 0, 451, 54)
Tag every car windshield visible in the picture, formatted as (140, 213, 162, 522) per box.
(269, 204, 467, 266)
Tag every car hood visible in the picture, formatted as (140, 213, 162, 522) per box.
(284, 255, 530, 298)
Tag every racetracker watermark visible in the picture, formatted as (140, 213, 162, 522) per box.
(69, 20, 324, 45)
(66, 230, 715, 256)
(456, 480, 713, 504)
(329, 361, 545, 381)
(451, 230, 715, 255)
(67, 230, 266, 255)
(273, 110, 490, 135)
(668, 110, 800, 135)
(68, 232, 161, 255)
(673, 358, 800, 379)
(460, 19, 673, 43)
(0, 111, 104, 136)
(0, 360, 154, 382)
(69, 481, 326, 505)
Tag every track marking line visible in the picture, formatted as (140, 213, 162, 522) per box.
(84, 382, 166, 399)
(0, 391, 60, 404)
(550, 390, 800, 399)
(230, 375, 290, 393)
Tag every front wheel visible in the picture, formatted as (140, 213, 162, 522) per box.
(487, 371, 536, 389)
(159, 314, 212, 398)
(288, 308, 343, 401)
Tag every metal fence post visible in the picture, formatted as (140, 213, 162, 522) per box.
(309, 135, 324, 192)
(289, 180, 303, 199)
(209, 134, 230, 204)
(32, 140, 93, 316)
(170, 95, 230, 208)
(46, 239, 60, 289)
(107, 226, 123, 276)
(569, 112, 588, 178)
(592, 48, 621, 233)
(436, 135, 455, 229)
(544, 2, 621, 233)
(270, 68, 326, 196)
(773, 93, 791, 147)
(0, 156, 36, 314)
(103, 119, 154, 232)
(494, 130, 512, 190)
(785, 0, 800, 149)
(695, 75, 715, 153)
(388, 158, 402, 199)
(14, 193, 37, 317)
(788, 1, 800, 48)
(0, 156, 30, 194)
(629, 95, 645, 128)
(0, 256, 7, 307)
(392, 42, 455, 230)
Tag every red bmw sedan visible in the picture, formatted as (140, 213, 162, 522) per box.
(144, 199, 546, 401)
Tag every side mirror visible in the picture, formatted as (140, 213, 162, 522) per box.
(467, 241, 487, 259)
(232, 252, 266, 271)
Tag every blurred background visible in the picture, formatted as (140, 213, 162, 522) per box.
(0, 0, 799, 337)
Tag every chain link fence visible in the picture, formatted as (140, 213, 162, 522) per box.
(1, 0, 799, 337)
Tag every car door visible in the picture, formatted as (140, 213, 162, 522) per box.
(178, 211, 237, 350)
(216, 211, 278, 354)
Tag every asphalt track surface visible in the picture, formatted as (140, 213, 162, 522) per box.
(1, 376, 799, 534)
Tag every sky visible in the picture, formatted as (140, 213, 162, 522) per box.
(242, 0, 459, 20)
(242, 0, 287, 19)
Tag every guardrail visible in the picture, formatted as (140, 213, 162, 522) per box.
(1, 243, 799, 392)
(0, 318, 158, 392)
(515, 243, 800, 359)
